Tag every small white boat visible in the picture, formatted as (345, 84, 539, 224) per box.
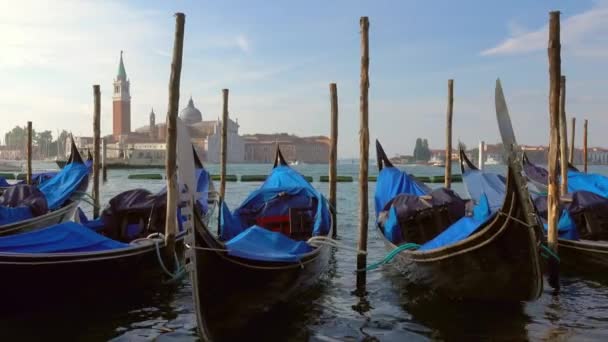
(485, 156, 501, 165)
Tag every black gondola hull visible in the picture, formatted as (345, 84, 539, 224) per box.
(190, 219, 331, 341)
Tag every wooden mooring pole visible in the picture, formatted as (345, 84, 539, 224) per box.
(93, 85, 101, 218)
(329, 83, 338, 238)
(445, 79, 454, 189)
(26, 122, 32, 185)
(558, 76, 568, 194)
(547, 10, 561, 288)
(356, 16, 370, 292)
(102, 138, 107, 182)
(584, 119, 588, 173)
(569, 117, 576, 164)
(164, 12, 186, 266)
(220, 89, 229, 199)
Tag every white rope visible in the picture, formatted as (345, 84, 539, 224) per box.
(307, 236, 367, 255)
(184, 242, 228, 253)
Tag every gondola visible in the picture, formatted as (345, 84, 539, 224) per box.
(464, 151, 608, 273)
(187, 147, 333, 341)
(0, 145, 210, 308)
(522, 153, 579, 194)
(0, 139, 89, 236)
(374, 140, 543, 301)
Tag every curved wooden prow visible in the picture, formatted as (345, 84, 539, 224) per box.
(192, 145, 204, 169)
(273, 145, 288, 168)
(459, 148, 478, 173)
(524, 152, 579, 173)
(66, 135, 84, 165)
(375, 140, 393, 171)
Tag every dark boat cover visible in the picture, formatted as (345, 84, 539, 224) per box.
(0, 184, 49, 226)
(0, 221, 128, 253)
(219, 165, 330, 262)
(0, 177, 9, 187)
(38, 162, 89, 209)
(567, 190, 608, 240)
(374, 166, 430, 218)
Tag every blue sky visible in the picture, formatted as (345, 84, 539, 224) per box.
(1, 0, 607, 158)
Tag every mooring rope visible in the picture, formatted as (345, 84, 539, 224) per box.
(307, 236, 367, 255)
(147, 233, 186, 284)
(355, 243, 421, 273)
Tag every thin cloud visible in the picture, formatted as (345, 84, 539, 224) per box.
(236, 35, 251, 53)
(481, 4, 608, 56)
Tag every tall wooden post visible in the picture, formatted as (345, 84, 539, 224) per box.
(478, 141, 485, 170)
(558, 76, 568, 194)
(547, 10, 561, 287)
(102, 138, 107, 182)
(584, 119, 588, 173)
(356, 16, 370, 291)
(445, 79, 454, 188)
(93, 85, 101, 219)
(220, 89, 229, 199)
(329, 83, 338, 238)
(569, 117, 576, 164)
(164, 12, 186, 265)
(26, 122, 32, 185)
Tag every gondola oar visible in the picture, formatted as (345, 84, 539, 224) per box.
(495, 78, 559, 290)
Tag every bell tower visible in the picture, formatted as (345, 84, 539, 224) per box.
(113, 51, 131, 138)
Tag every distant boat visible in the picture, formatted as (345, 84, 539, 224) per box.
(429, 156, 445, 167)
(55, 147, 165, 169)
(485, 156, 501, 165)
(289, 160, 299, 166)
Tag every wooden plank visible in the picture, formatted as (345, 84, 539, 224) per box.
(584, 119, 588, 173)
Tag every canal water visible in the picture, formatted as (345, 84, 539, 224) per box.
(2, 162, 608, 341)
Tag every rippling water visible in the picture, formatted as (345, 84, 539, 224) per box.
(3, 162, 608, 341)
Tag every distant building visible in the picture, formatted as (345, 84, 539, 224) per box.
(243, 134, 329, 163)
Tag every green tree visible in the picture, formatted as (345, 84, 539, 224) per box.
(422, 139, 430, 161)
(35, 130, 53, 159)
(413, 138, 423, 160)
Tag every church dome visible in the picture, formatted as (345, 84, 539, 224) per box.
(180, 97, 202, 125)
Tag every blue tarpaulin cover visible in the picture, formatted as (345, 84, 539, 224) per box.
(220, 165, 330, 241)
(225, 226, 313, 262)
(218, 165, 329, 263)
(419, 193, 493, 251)
(461, 168, 506, 212)
(374, 166, 430, 218)
(195, 168, 209, 214)
(0, 221, 128, 253)
(567, 171, 608, 197)
(38, 162, 88, 209)
(0, 178, 10, 187)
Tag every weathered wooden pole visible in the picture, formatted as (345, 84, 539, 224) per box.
(220, 89, 229, 199)
(164, 12, 186, 265)
(547, 10, 561, 287)
(329, 83, 338, 238)
(102, 138, 107, 182)
(26, 121, 32, 185)
(584, 119, 588, 173)
(558, 76, 568, 194)
(93, 85, 101, 219)
(356, 16, 370, 292)
(569, 117, 576, 164)
(445, 79, 454, 188)
(478, 141, 485, 170)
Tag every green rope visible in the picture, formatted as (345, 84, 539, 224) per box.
(356, 243, 420, 272)
(540, 244, 560, 262)
(154, 241, 186, 284)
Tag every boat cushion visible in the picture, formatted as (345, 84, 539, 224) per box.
(0, 221, 128, 253)
(225, 226, 313, 262)
(0, 184, 48, 217)
(419, 193, 492, 251)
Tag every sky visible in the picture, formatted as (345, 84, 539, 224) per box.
(1, 0, 608, 158)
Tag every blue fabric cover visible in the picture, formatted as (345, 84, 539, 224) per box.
(542, 210, 579, 240)
(462, 168, 506, 212)
(195, 168, 209, 214)
(419, 194, 492, 251)
(220, 165, 330, 241)
(225, 226, 313, 262)
(0, 206, 33, 226)
(38, 162, 89, 209)
(374, 166, 431, 217)
(0, 178, 10, 187)
(567, 171, 608, 198)
(0, 221, 128, 253)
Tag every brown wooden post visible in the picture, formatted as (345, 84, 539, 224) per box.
(220, 89, 229, 199)
(558, 76, 568, 194)
(584, 119, 588, 173)
(93, 85, 101, 218)
(547, 11, 561, 284)
(356, 16, 370, 291)
(102, 138, 107, 182)
(164, 12, 186, 266)
(445, 79, 454, 188)
(569, 117, 576, 164)
(329, 83, 338, 238)
(26, 122, 32, 185)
